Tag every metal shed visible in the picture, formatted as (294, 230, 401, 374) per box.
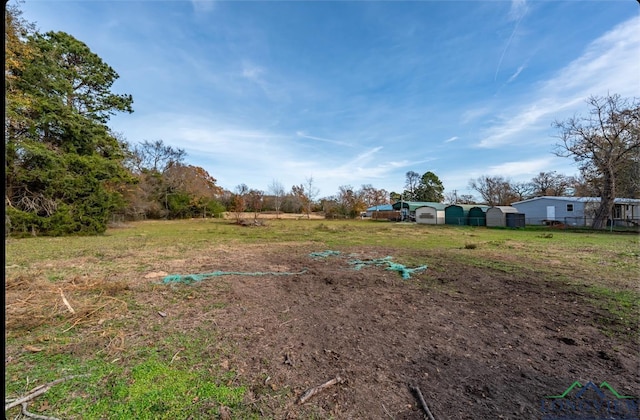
(365, 204, 397, 220)
(392, 201, 442, 221)
(468, 206, 490, 226)
(506, 212, 526, 228)
(445, 204, 477, 225)
(486, 206, 519, 227)
(415, 204, 447, 225)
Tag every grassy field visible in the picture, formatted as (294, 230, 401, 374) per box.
(5, 218, 639, 419)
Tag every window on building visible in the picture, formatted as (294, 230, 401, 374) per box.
(566, 204, 573, 212)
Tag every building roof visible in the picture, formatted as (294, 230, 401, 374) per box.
(512, 196, 640, 205)
(487, 206, 519, 213)
(415, 203, 448, 210)
(446, 204, 487, 211)
(392, 201, 443, 211)
(366, 204, 394, 212)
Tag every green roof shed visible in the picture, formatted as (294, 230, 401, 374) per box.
(445, 204, 478, 225)
(468, 206, 490, 226)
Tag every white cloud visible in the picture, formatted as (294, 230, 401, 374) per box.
(540, 15, 640, 99)
(444, 136, 459, 143)
(487, 157, 554, 177)
(296, 131, 354, 147)
(479, 16, 640, 149)
(242, 63, 265, 82)
(506, 65, 525, 84)
(508, 0, 528, 22)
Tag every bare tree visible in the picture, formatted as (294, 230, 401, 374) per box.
(129, 139, 186, 174)
(360, 184, 389, 207)
(292, 176, 320, 219)
(404, 171, 420, 200)
(554, 94, 640, 229)
(511, 181, 534, 202)
(337, 185, 366, 218)
(458, 194, 476, 204)
(530, 171, 573, 197)
(231, 184, 248, 224)
(268, 179, 285, 218)
(444, 190, 459, 204)
(469, 175, 518, 206)
(247, 189, 264, 220)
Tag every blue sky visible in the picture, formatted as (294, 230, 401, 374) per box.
(17, 0, 640, 199)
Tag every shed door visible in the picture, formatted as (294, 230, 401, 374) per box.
(546, 206, 555, 220)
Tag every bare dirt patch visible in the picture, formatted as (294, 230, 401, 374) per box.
(5, 241, 638, 419)
(132, 245, 639, 419)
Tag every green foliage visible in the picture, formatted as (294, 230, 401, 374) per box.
(88, 357, 245, 419)
(402, 171, 445, 202)
(415, 171, 445, 202)
(203, 198, 227, 218)
(5, 352, 246, 420)
(5, 8, 134, 236)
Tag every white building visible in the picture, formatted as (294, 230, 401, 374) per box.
(511, 196, 640, 227)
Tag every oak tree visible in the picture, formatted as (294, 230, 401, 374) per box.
(554, 94, 640, 229)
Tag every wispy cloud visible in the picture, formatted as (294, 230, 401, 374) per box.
(479, 15, 640, 149)
(241, 62, 265, 82)
(461, 107, 491, 125)
(508, 0, 528, 22)
(540, 15, 640, 99)
(495, 0, 528, 81)
(191, 0, 216, 14)
(444, 136, 459, 143)
(487, 157, 554, 177)
(506, 65, 525, 84)
(296, 131, 354, 147)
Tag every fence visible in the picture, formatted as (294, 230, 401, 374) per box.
(522, 217, 640, 232)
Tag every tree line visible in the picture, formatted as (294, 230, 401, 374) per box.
(5, 4, 638, 234)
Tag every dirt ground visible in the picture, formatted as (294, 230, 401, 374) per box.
(140, 244, 639, 419)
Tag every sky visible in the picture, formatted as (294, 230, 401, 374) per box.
(16, 0, 640, 199)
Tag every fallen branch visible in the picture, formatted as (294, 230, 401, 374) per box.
(297, 376, 344, 404)
(59, 289, 75, 314)
(5, 375, 88, 411)
(410, 385, 436, 420)
(21, 402, 59, 420)
(170, 350, 181, 364)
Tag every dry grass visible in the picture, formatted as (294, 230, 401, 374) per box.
(221, 212, 325, 220)
(5, 274, 130, 334)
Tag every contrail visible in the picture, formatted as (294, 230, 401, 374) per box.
(495, 14, 524, 82)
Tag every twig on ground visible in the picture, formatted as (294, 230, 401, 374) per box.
(382, 403, 394, 419)
(102, 296, 129, 309)
(284, 352, 293, 366)
(410, 385, 436, 420)
(297, 376, 344, 404)
(21, 402, 59, 420)
(59, 289, 75, 314)
(5, 375, 88, 411)
(62, 302, 110, 332)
